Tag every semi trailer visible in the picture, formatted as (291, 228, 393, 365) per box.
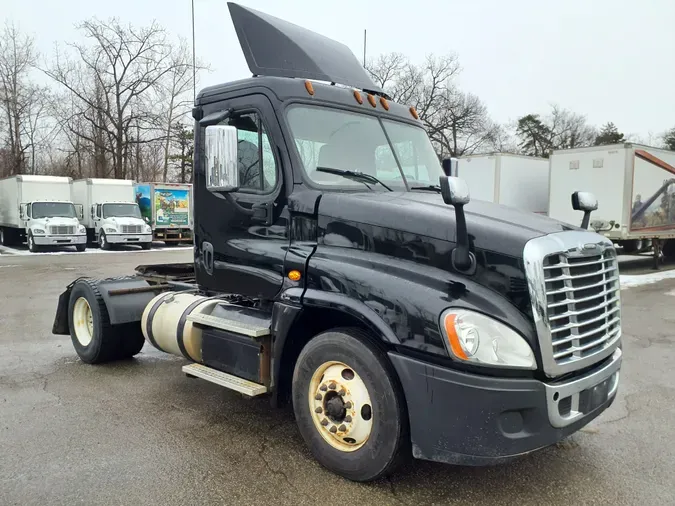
(548, 143, 675, 265)
(134, 182, 193, 245)
(52, 3, 623, 482)
(72, 178, 152, 250)
(0, 175, 87, 252)
(455, 153, 550, 214)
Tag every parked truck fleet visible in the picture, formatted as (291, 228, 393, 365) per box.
(0, 175, 193, 253)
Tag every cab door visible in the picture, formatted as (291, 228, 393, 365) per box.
(194, 93, 290, 300)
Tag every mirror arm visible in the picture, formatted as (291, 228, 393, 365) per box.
(199, 108, 232, 127)
(580, 211, 592, 230)
(452, 203, 473, 271)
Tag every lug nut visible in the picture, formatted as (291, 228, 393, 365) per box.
(344, 402, 352, 409)
(315, 394, 322, 401)
(315, 407, 323, 414)
(344, 415, 352, 423)
(321, 419, 329, 426)
(328, 383, 336, 390)
(338, 389, 346, 396)
(329, 426, 337, 433)
(338, 424, 346, 432)
(319, 385, 327, 392)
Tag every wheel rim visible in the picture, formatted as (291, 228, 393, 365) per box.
(101, 234, 106, 248)
(308, 361, 373, 452)
(73, 297, 94, 346)
(29, 235, 33, 249)
(0, 229, 4, 244)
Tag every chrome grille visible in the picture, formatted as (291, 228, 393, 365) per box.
(524, 231, 622, 377)
(49, 225, 75, 235)
(121, 225, 143, 234)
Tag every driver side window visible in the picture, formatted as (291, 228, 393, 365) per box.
(226, 112, 278, 193)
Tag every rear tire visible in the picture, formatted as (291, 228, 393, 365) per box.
(663, 239, 675, 258)
(292, 329, 408, 482)
(68, 280, 145, 364)
(0, 228, 10, 247)
(621, 239, 641, 254)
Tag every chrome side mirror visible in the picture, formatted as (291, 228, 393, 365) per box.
(439, 176, 470, 206)
(572, 191, 598, 212)
(205, 125, 239, 192)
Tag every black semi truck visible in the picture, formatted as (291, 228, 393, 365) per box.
(53, 3, 622, 482)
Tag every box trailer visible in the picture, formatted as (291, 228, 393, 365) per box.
(456, 153, 550, 214)
(0, 175, 87, 252)
(548, 143, 675, 255)
(72, 179, 153, 250)
(134, 183, 193, 244)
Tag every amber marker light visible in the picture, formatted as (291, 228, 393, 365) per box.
(380, 97, 390, 110)
(443, 313, 468, 360)
(288, 270, 302, 281)
(367, 94, 377, 107)
(304, 80, 315, 96)
(353, 90, 363, 104)
(409, 106, 419, 119)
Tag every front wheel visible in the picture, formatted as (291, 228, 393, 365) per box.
(99, 232, 111, 251)
(141, 242, 152, 250)
(76, 243, 86, 252)
(292, 329, 408, 482)
(28, 233, 40, 253)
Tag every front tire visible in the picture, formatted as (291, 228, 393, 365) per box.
(68, 280, 145, 364)
(28, 232, 40, 253)
(0, 228, 10, 247)
(99, 232, 111, 251)
(292, 329, 408, 482)
(141, 242, 152, 250)
(76, 243, 86, 252)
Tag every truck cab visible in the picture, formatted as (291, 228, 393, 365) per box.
(52, 3, 622, 482)
(22, 200, 87, 252)
(72, 178, 153, 250)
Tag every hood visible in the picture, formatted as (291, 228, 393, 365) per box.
(317, 191, 577, 258)
(33, 217, 80, 227)
(106, 217, 146, 227)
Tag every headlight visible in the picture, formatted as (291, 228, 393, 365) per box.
(105, 227, 117, 233)
(145, 225, 152, 233)
(78, 225, 86, 233)
(33, 228, 46, 235)
(440, 309, 536, 369)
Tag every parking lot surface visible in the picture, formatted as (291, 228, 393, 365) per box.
(1, 250, 674, 505)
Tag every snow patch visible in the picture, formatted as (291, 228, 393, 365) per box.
(620, 269, 675, 289)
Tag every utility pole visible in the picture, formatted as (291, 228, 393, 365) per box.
(363, 29, 367, 66)
(191, 0, 196, 104)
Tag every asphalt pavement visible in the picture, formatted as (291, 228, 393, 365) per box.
(0, 250, 673, 505)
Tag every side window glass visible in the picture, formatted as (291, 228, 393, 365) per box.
(97, 204, 102, 218)
(26, 204, 32, 218)
(229, 113, 278, 193)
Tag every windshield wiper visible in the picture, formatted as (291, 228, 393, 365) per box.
(316, 167, 393, 192)
(410, 185, 442, 193)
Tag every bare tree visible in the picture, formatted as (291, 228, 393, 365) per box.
(548, 105, 596, 149)
(0, 22, 39, 175)
(43, 18, 182, 179)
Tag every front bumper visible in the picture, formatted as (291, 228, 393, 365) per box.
(34, 235, 87, 246)
(389, 348, 621, 466)
(105, 233, 152, 244)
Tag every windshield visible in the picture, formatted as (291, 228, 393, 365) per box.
(103, 203, 142, 219)
(32, 202, 76, 219)
(286, 105, 443, 189)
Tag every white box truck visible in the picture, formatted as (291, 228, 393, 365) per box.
(548, 143, 675, 257)
(455, 153, 550, 214)
(72, 179, 153, 250)
(134, 183, 193, 245)
(0, 175, 87, 252)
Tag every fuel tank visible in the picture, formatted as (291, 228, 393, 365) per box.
(141, 292, 220, 362)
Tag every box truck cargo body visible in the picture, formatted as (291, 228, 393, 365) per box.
(72, 179, 153, 250)
(456, 154, 550, 214)
(134, 183, 193, 244)
(548, 143, 675, 253)
(0, 175, 87, 252)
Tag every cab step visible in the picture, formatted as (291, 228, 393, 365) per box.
(182, 363, 268, 397)
(186, 305, 271, 337)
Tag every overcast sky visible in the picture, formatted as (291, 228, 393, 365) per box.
(6, 0, 674, 138)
